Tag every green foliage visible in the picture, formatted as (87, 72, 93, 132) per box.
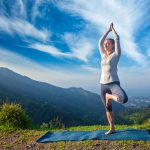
(40, 116, 65, 130)
(145, 118, 150, 124)
(118, 107, 150, 125)
(49, 117, 65, 129)
(0, 102, 32, 129)
(143, 118, 150, 128)
(0, 124, 15, 131)
(128, 109, 150, 124)
(40, 122, 49, 130)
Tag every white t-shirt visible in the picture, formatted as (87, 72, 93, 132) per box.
(99, 34, 121, 84)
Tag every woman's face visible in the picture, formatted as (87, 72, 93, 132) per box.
(104, 40, 114, 54)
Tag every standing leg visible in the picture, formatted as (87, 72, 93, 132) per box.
(105, 111, 116, 135)
(104, 82, 128, 135)
(100, 84, 116, 135)
(105, 93, 116, 135)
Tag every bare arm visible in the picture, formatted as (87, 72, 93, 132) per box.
(111, 24, 121, 57)
(99, 30, 111, 55)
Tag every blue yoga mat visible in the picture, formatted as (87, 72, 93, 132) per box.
(37, 128, 150, 142)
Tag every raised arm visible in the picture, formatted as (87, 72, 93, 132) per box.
(99, 25, 112, 56)
(111, 24, 121, 57)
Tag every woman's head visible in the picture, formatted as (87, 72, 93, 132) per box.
(103, 38, 115, 54)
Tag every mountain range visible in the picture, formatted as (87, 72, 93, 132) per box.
(0, 67, 126, 126)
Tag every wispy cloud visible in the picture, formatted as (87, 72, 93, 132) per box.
(0, 15, 50, 41)
(63, 33, 94, 62)
(29, 43, 72, 58)
(0, 0, 26, 18)
(121, 39, 148, 66)
(56, 0, 149, 66)
(0, 0, 50, 41)
(14, 0, 27, 18)
(29, 32, 95, 62)
(81, 65, 100, 74)
(31, 0, 43, 22)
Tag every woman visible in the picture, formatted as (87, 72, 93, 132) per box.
(99, 22, 128, 135)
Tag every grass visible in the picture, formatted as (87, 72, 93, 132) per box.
(0, 124, 149, 150)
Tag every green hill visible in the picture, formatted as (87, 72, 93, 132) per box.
(0, 67, 126, 126)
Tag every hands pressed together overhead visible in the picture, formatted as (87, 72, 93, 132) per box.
(108, 22, 114, 32)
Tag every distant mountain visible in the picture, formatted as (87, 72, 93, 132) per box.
(0, 67, 126, 127)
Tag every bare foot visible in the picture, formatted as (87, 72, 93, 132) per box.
(105, 93, 112, 107)
(105, 129, 116, 135)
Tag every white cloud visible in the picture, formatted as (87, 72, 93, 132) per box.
(63, 33, 94, 62)
(0, 15, 50, 41)
(81, 65, 100, 74)
(0, 0, 26, 18)
(0, 0, 51, 41)
(121, 39, 148, 66)
(15, 0, 27, 18)
(29, 32, 95, 62)
(31, 0, 43, 22)
(56, 0, 149, 66)
(29, 43, 72, 57)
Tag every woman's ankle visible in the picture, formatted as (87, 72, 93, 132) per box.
(110, 126, 115, 130)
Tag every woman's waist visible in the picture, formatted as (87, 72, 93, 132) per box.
(101, 67, 118, 72)
(101, 71, 118, 76)
(100, 74, 120, 85)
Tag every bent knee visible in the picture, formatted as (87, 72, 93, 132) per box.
(120, 94, 128, 104)
(123, 96, 128, 104)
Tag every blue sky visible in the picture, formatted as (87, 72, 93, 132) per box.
(0, 0, 150, 96)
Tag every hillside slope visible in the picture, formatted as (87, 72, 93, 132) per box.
(0, 67, 126, 126)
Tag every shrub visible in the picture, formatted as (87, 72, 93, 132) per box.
(143, 118, 150, 127)
(40, 122, 49, 130)
(0, 102, 32, 129)
(49, 117, 65, 129)
(40, 116, 65, 130)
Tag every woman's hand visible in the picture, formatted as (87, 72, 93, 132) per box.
(108, 22, 113, 32)
(110, 22, 114, 30)
(110, 22, 118, 36)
